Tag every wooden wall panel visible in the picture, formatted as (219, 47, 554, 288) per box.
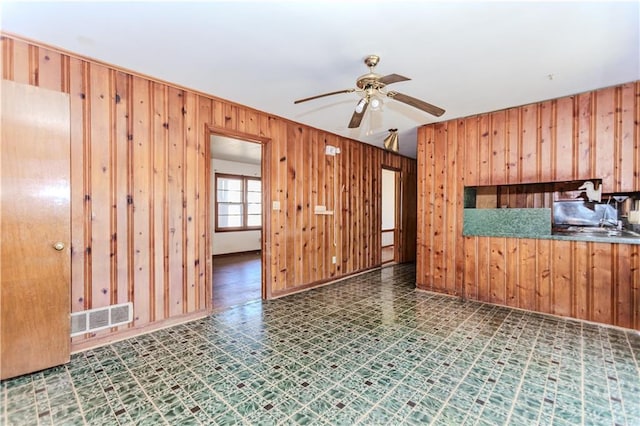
(618, 84, 637, 192)
(36, 48, 63, 91)
(417, 81, 640, 330)
(314, 131, 325, 281)
(339, 135, 349, 272)
(505, 238, 519, 307)
(444, 120, 458, 291)
(478, 115, 491, 186)
(554, 97, 574, 181)
(184, 91, 199, 314)
(491, 111, 507, 185)
(433, 125, 446, 290)
(577, 93, 594, 180)
(68, 58, 87, 321)
(151, 83, 167, 322)
(416, 128, 427, 287)
(0, 33, 420, 347)
(114, 71, 131, 309)
(131, 76, 153, 327)
(537, 239, 551, 313)
(520, 104, 538, 183)
(400, 158, 418, 264)
(550, 240, 571, 317)
(489, 238, 506, 305)
(539, 101, 553, 184)
(88, 63, 112, 316)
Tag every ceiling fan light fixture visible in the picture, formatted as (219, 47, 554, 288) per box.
(355, 97, 368, 114)
(383, 128, 399, 152)
(370, 96, 383, 111)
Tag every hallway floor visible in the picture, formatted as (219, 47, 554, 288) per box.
(212, 251, 261, 311)
(2, 263, 639, 425)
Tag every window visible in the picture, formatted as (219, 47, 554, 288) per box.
(215, 173, 261, 231)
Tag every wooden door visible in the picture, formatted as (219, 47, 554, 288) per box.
(1, 80, 71, 380)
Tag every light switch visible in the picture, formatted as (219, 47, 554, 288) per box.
(272, 201, 281, 211)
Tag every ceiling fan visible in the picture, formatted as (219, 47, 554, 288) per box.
(294, 55, 445, 129)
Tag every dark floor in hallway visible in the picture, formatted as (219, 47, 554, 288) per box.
(2, 263, 639, 425)
(212, 251, 261, 311)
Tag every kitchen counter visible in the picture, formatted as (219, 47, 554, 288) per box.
(463, 208, 640, 244)
(551, 226, 640, 244)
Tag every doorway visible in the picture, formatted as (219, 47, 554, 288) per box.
(381, 167, 399, 265)
(210, 133, 264, 310)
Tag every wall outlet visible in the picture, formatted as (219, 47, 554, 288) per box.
(314, 205, 326, 213)
(332, 256, 337, 264)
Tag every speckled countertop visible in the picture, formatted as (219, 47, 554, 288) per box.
(463, 208, 640, 245)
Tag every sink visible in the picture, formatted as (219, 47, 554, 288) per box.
(553, 226, 640, 239)
(571, 227, 622, 236)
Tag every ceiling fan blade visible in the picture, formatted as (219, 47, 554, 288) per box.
(387, 91, 445, 117)
(294, 89, 355, 104)
(378, 74, 411, 85)
(348, 99, 369, 128)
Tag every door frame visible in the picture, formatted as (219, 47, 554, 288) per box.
(205, 126, 272, 305)
(381, 165, 402, 264)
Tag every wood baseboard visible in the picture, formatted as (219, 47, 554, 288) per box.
(269, 266, 380, 299)
(70, 309, 212, 354)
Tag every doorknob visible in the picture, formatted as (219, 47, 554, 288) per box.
(53, 242, 65, 251)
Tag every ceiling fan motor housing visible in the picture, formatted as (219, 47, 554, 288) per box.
(356, 74, 385, 90)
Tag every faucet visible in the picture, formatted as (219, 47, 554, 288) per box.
(599, 197, 621, 229)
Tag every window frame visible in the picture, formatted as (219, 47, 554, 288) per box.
(214, 173, 262, 232)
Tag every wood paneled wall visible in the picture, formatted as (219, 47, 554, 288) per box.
(1, 34, 416, 349)
(417, 81, 640, 330)
(267, 127, 417, 296)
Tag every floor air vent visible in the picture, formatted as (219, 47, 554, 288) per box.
(70, 302, 133, 337)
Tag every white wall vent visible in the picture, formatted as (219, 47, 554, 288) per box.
(70, 302, 133, 337)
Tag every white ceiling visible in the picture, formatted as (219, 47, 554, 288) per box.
(211, 135, 262, 165)
(2, 1, 638, 158)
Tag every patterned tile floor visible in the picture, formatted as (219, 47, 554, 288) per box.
(2, 263, 639, 425)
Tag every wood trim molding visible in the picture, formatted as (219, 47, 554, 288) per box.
(207, 125, 272, 145)
(269, 266, 381, 299)
(70, 309, 212, 353)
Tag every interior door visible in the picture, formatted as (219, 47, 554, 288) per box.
(1, 80, 71, 380)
